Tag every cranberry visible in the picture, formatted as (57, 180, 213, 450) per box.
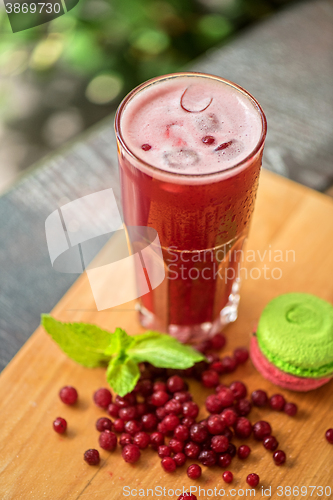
(178, 494, 197, 500)
(182, 366, 195, 377)
(150, 431, 164, 449)
(153, 381, 167, 392)
(237, 444, 251, 459)
(221, 356, 237, 373)
(96, 417, 113, 432)
(174, 391, 192, 403)
(230, 381, 247, 400)
(216, 383, 227, 392)
(209, 361, 224, 374)
(269, 394, 286, 411)
(135, 379, 153, 397)
(161, 456, 176, 472)
(234, 417, 252, 438)
(150, 391, 169, 407)
(201, 370, 219, 388)
(165, 398, 183, 415)
(221, 408, 237, 426)
(223, 471, 233, 483)
(251, 389, 268, 407)
(273, 450, 286, 465)
(141, 413, 158, 431)
(119, 433, 132, 447)
(284, 402, 298, 416)
(201, 436, 212, 451)
(53, 417, 67, 434)
(167, 375, 185, 393)
(174, 452, 187, 467)
(190, 423, 208, 443)
(115, 393, 136, 408)
(202, 135, 215, 145)
(59, 386, 78, 405)
(227, 443, 236, 458)
(133, 431, 150, 449)
(107, 403, 119, 418)
(157, 420, 167, 436)
(247, 473, 259, 488)
(196, 340, 212, 354)
(325, 429, 333, 444)
(174, 424, 190, 441)
(99, 430, 117, 451)
(234, 347, 249, 364)
(218, 453, 232, 468)
(156, 406, 168, 420)
(141, 143, 151, 151)
(205, 351, 218, 361)
(183, 401, 199, 419)
(182, 417, 196, 428)
(122, 443, 141, 463)
(211, 332, 226, 350)
(187, 463, 202, 479)
(216, 387, 234, 407)
(158, 445, 171, 458)
(215, 141, 233, 151)
(222, 427, 233, 441)
(263, 435, 279, 451)
(113, 418, 125, 433)
(211, 435, 229, 453)
(184, 441, 201, 459)
(198, 450, 217, 467)
(169, 438, 184, 453)
(84, 449, 100, 465)
(253, 421, 272, 440)
(193, 360, 209, 379)
(135, 403, 148, 417)
(162, 414, 180, 431)
(93, 388, 112, 409)
(235, 398, 252, 416)
(207, 414, 226, 435)
(205, 394, 223, 414)
(119, 406, 138, 422)
(124, 420, 143, 435)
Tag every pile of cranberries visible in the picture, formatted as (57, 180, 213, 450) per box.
(53, 333, 333, 496)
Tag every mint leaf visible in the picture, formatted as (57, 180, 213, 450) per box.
(41, 314, 111, 368)
(128, 333, 205, 369)
(104, 327, 135, 357)
(131, 331, 163, 343)
(42, 316, 206, 396)
(106, 356, 140, 397)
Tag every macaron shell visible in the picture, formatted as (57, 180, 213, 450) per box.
(250, 336, 332, 392)
(256, 293, 333, 378)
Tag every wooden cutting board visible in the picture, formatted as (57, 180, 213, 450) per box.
(1, 170, 333, 500)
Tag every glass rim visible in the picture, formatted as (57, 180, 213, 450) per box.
(115, 71, 267, 180)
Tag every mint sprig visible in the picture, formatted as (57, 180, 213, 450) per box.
(41, 315, 205, 396)
(41, 315, 111, 368)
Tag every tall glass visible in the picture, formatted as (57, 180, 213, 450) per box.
(115, 72, 267, 343)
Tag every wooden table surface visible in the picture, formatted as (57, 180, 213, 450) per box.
(1, 170, 333, 500)
(1, 0, 333, 372)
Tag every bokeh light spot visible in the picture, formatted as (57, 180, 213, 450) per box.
(85, 73, 123, 105)
(131, 29, 169, 55)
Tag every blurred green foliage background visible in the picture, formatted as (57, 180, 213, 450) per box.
(0, 0, 295, 189)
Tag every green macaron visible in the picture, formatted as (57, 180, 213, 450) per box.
(256, 293, 333, 378)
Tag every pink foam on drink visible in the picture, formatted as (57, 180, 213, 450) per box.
(120, 74, 263, 177)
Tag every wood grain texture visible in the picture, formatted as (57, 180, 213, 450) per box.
(0, 170, 333, 500)
(1, 0, 333, 371)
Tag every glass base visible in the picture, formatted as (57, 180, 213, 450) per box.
(138, 278, 241, 344)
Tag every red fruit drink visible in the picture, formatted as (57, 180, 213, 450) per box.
(115, 72, 266, 343)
